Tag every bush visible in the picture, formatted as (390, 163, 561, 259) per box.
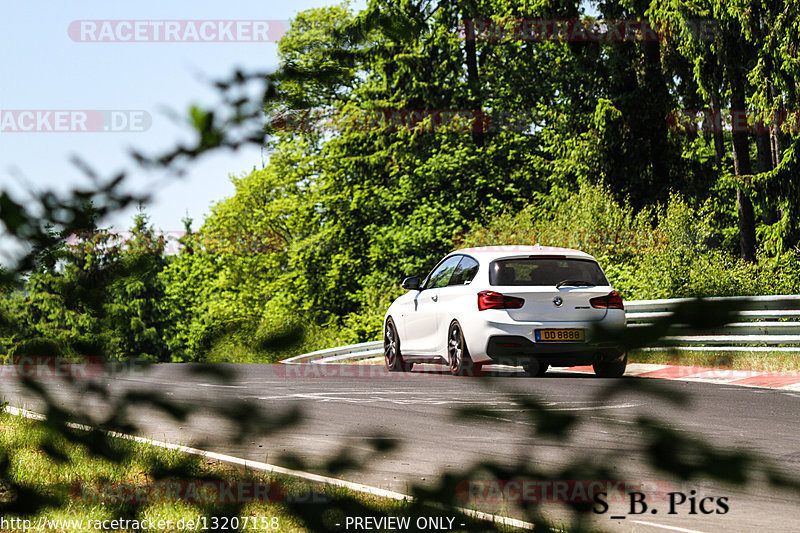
(254, 299, 307, 352)
(9, 337, 63, 358)
(460, 182, 800, 300)
(458, 180, 655, 266)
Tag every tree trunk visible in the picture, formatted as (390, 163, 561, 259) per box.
(729, 68, 757, 262)
(462, 3, 482, 146)
(769, 82, 782, 168)
(755, 130, 772, 174)
(756, 130, 777, 224)
(709, 93, 726, 165)
(643, 40, 668, 186)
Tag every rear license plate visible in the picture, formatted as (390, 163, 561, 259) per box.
(535, 329, 585, 342)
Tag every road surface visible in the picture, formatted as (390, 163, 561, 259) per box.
(2, 362, 799, 532)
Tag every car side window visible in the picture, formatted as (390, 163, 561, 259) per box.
(448, 256, 479, 286)
(424, 255, 462, 289)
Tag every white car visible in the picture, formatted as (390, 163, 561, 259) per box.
(383, 245, 627, 377)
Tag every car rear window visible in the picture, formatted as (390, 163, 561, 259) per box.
(489, 257, 608, 286)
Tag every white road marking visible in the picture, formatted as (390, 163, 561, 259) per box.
(630, 519, 707, 533)
(257, 390, 641, 410)
(549, 403, 640, 411)
(591, 416, 636, 425)
(2, 405, 535, 531)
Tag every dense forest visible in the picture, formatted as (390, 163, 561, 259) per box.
(3, 0, 800, 362)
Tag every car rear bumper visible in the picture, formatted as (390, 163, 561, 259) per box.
(460, 311, 626, 365)
(483, 335, 624, 367)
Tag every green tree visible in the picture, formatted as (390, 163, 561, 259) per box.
(11, 212, 177, 361)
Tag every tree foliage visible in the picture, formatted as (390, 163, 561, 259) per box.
(3, 2, 800, 532)
(4, 0, 800, 356)
(4, 213, 177, 362)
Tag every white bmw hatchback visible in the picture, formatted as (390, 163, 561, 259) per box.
(383, 245, 627, 377)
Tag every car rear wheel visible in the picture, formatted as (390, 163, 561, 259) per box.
(593, 353, 627, 378)
(384, 318, 412, 372)
(447, 321, 476, 376)
(522, 361, 548, 377)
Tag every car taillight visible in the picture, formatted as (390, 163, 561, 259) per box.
(478, 290, 525, 311)
(590, 290, 624, 310)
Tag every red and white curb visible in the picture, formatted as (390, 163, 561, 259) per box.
(563, 363, 800, 391)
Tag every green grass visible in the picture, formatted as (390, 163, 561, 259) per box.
(630, 349, 800, 373)
(0, 411, 530, 533)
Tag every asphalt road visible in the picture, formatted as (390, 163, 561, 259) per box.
(2, 362, 800, 532)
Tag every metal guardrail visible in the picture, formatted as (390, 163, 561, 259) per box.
(282, 295, 800, 363)
(281, 340, 383, 364)
(625, 295, 800, 351)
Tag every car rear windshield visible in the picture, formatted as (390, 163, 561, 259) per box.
(489, 257, 609, 286)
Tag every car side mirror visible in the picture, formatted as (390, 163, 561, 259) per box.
(401, 276, 421, 290)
